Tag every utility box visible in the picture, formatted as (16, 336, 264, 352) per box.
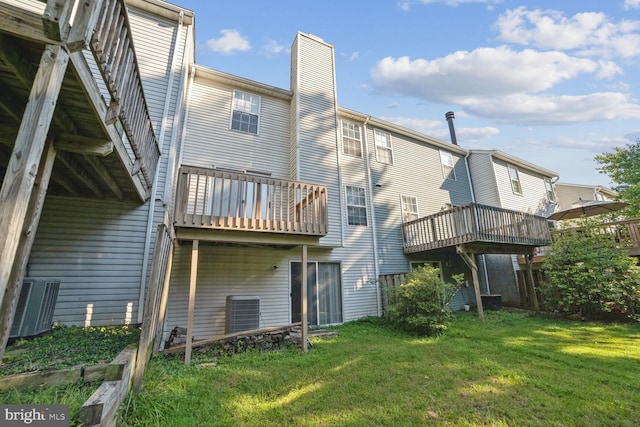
(481, 294, 502, 310)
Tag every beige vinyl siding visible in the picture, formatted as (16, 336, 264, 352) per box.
(28, 197, 149, 326)
(367, 127, 474, 275)
(164, 244, 378, 341)
(165, 245, 293, 340)
(467, 152, 500, 206)
(293, 33, 342, 248)
(183, 78, 291, 176)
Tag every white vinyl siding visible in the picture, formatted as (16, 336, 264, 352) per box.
(508, 165, 522, 195)
(440, 150, 456, 180)
(292, 33, 342, 247)
(346, 185, 368, 226)
(231, 90, 260, 134)
(341, 120, 362, 157)
(184, 78, 290, 176)
(367, 125, 473, 275)
(29, 197, 149, 326)
(374, 129, 393, 164)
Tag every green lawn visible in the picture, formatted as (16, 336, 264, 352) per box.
(122, 311, 640, 426)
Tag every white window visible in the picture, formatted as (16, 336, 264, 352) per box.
(594, 192, 606, 201)
(401, 195, 419, 222)
(231, 90, 260, 134)
(440, 150, 456, 180)
(346, 185, 367, 226)
(374, 129, 393, 164)
(341, 120, 362, 157)
(544, 178, 556, 202)
(508, 165, 522, 195)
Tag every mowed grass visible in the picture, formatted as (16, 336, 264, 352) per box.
(122, 311, 640, 426)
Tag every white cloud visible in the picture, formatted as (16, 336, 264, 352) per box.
(496, 7, 640, 58)
(380, 116, 499, 141)
(625, 0, 640, 10)
(205, 29, 251, 54)
(464, 92, 640, 125)
(262, 38, 285, 56)
(371, 47, 598, 102)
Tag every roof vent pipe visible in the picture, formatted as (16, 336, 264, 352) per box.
(445, 111, 458, 145)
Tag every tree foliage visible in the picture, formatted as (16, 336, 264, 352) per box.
(387, 265, 458, 336)
(540, 219, 640, 320)
(595, 141, 640, 218)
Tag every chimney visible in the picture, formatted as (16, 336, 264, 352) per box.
(445, 111, 458, 145)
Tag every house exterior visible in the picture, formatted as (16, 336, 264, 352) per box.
(555, 183, 618, 210)
(465, 150, 559, 305)
(0, 0, 556, 354)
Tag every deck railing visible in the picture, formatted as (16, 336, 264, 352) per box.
(518, 218, 640, 264)
(175, 166, 329, 236)
(402, 203, 552, 253)
(89, 0, 159, 188)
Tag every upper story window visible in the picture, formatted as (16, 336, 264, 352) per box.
(341, 120, 362, 157)
(440, 151, 456, 180)
(544, 178, 556, 202)
(346, 185, 367, 226)
(374, 129, 393, 164)
(594, 192, 606, 201)
(508, 165, 522, 195)
(231, 90, 260, 134)
(401, 195, 419, 222)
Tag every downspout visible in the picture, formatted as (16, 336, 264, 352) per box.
(163, 18, 194, 211)
(362, 116, 381, 315)
(331, 60, 346, 249)
(137, 11, 184, 323)
(464, 147, 491, 295)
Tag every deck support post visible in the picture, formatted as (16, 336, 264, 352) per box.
(0, 138, 57, 361)
(185, 240, 199, 364)
(301, 244, 308, 352)
(457, 248, 485, 322)
(0, 45, 68, 359)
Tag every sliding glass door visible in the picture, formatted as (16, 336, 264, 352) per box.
(291, 262, 342, 326)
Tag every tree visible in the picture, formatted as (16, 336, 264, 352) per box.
(595, 141, 640, 218)
(540, 218, 640, 320)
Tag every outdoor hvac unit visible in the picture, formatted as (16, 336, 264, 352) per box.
(10, 278, 60, 339)
(225, 295, 260, 334)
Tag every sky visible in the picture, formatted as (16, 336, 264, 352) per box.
(169, 0, 640, 187)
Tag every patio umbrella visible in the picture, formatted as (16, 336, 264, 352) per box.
(547, 199, 629, 221)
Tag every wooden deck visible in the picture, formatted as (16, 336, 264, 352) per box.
(518, 218, 640, 266)
(402, 203, 552, 255)
(174, 166, 329, 245)
(0, 0, 160, 201)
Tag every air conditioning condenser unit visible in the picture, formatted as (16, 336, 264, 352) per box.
(10, 278, 60, 339)
(225, 295, 260, 334)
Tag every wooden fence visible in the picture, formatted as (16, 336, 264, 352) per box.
(378, 273, 408, 319)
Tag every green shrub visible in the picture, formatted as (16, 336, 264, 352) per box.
(387, 265, 458, 335)
(541, 218, 640, 319)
